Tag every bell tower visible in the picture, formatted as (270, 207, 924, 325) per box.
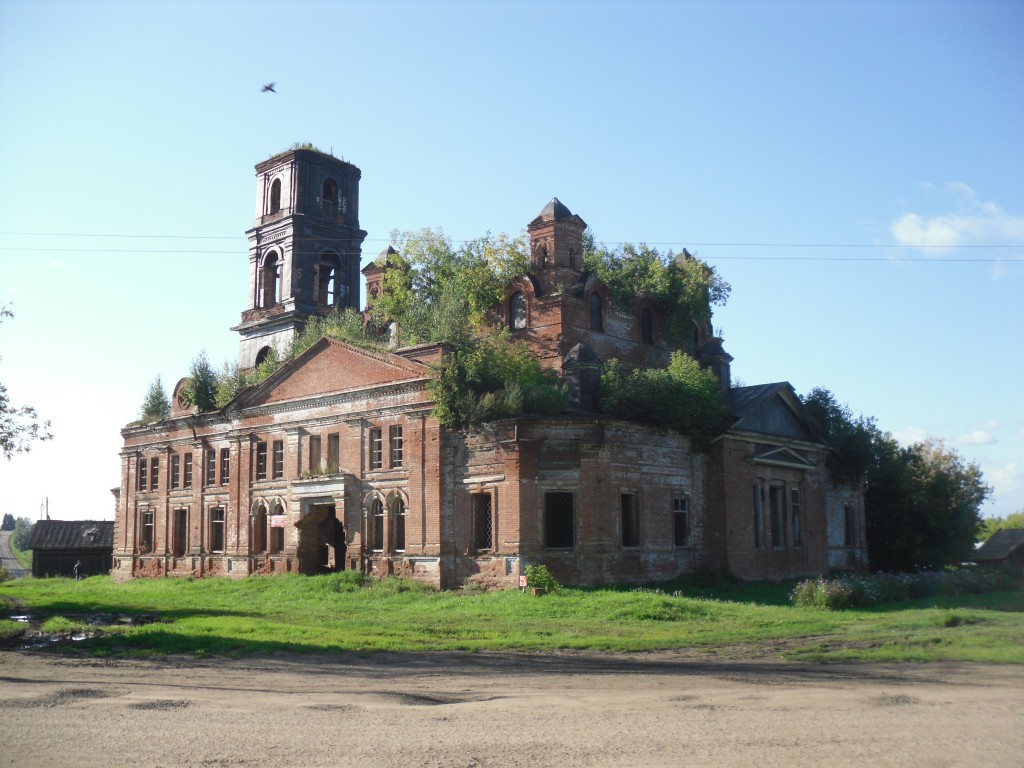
(527, 198, 587, 295)
(232, 147, 367, 369)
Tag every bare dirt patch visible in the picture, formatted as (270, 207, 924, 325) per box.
(1, 649, 1021, 767)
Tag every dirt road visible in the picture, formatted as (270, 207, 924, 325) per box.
(1, 649, 1021, 767)
(0, 532, 27, 579)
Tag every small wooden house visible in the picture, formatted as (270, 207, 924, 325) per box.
(972, 528, 1024, 576)
(27, 520, 114, 578)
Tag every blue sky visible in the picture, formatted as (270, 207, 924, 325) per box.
(1, 0, 1021, 522)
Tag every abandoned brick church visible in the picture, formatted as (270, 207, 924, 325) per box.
(114, 148, 867, 587)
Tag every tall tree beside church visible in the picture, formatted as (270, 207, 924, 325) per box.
(1, 305, 52, 459)
(803, 387, 991, 571)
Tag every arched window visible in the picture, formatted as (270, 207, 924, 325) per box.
(270, 504, 285, 553)
(509, 292, 527, 330)
(255, 346, 272, 367)
(588, 293, 603, 332)
(269, 178, 281, 215)
(318, 253, 344, 308)
(392, 498, 406, 552)
(262, 252, 280, 307)
(641, 308, 653, 344)
(254, 505, 268, 553)
(322, 179, 337, 215)
(569, 246, 578, 269)
(370, 498, 384, 551)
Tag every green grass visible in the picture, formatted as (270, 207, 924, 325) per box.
(1, 572, 1022, 663)
(9, 540, 31, 570)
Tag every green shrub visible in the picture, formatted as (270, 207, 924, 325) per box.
(524, 565, 561, 593)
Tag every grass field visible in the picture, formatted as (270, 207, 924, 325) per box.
(2, 572, 1022, 663)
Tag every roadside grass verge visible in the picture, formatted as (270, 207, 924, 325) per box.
(1, 573, 1021, 662)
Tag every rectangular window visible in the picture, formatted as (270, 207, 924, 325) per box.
(369, 427, 383, 470)
(256, 442, 267, 480)
(791, 488, 802, 547)
(389, 426, 404, 468)
(673, 495, 690, 547)
(184, 453, 193, 489)
(173, 508, 187, 557)
(150, 457, 159, 492)
(472, 493, 493, 551)
(309, 435, 322, 473)
(769, 485, 787, 548)
(138, 456, 148, 492)
(753, 484, 763, 548)
(271, 525, 284, 554)
(171, 454, 180, 490)
(544, 491, 575, 549)
(844, 503, 855, 547)
(621, 493, 639, 548)
(327, 434, 339, 473)
(272, 440, 284, 479)
(220, 448, 230, 485)
(140, 510, 154, 553)
(209, 507, 225, 553)
(205, 449, 216, 487)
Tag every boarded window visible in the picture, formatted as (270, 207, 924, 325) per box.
(673, 495, 690, 547)
(473, 494, 493, 551)
(327, 433, 339, 473)
(791, 488, 802, 547)
(769, 485, 787, 548)
(621, 493, 639, 548)
(544, 491, 575, 549)
(309, 435, 322, 473)
(256, 442, 267, 480)
(389, 426, 403, 468)
(272, 440, 284, 479)
(753, 485, 763, 548)
(209, 507, 225, 553)
(173, 508, 187, 557)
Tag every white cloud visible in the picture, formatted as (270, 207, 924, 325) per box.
(955, 430, 996, 446)
(890, 184, 1024, 250)
(894, 426, 930, 446)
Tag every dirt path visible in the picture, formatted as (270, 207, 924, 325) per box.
(1, 649, 1022, 767)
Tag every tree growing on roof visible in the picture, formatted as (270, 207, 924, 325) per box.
(139, 375, 170, 424)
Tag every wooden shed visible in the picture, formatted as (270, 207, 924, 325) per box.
(27, 520, 114, 578)
(972, 528, 1024, 576)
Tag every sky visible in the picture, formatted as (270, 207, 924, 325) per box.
(0, 0, 1021, 523)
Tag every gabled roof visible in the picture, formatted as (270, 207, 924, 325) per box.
(27, 520, 114, 551)
(726, 382, 826, 445)
(973, 528, 1024, 562)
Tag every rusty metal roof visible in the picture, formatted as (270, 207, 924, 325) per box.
(27, 520, 114, 551)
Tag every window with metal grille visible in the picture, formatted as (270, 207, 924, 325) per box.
(137, 456, 148, 491)
(149, 457, 159, 492)
(544, 491, 575, 549)
(220, 448, 230, 485)
(673, 495, 690, 547)
(209, 507, 225, 553)
(621, 493, 639, 548)
(392, 498, 406, 552)
(389, 426, 403, 468)
(769, 485, 787, 548)
(183, 453, 193, 489)
(256, 442, 267, 480)
(205, 449, 216, 487)
(173, 508, 187, 557)
(369, 428, 383, 470)
(473, 494, 493, 551)
(752, 484, 763, 548)
(140, 510, 154, 553)
(327, 433, 339, 473)
(272, 440, 284, 479)
(791, 488, 802, 547)
(309, 435, 321, 473)
(171, 454, 180, 490)
(370, 498, 384, 551)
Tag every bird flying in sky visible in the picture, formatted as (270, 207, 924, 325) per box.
(262, 82, 276, 93)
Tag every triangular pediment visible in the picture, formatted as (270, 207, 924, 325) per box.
(728, 383, 825, 444)
(238, 337, 430, 408)
(750, 446, 817, 470)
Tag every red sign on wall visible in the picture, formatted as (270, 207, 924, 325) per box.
(270, 515, 287, 528)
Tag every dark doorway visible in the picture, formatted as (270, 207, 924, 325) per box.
(297, 503, 346, 575)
